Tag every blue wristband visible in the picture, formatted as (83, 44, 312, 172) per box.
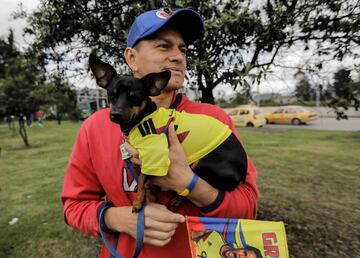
(179, 174, 199, 197)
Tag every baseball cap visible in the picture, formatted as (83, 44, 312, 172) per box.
(127, 8, 204, 48)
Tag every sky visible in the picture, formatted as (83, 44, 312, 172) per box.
(1, 0, 358, 98)
(0, 0, 39, 49)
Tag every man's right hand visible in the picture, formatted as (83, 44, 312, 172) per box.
(104, 203, 185, 247)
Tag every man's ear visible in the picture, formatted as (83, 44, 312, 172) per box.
(89, 53, 117, 89)
(141, 70, 171, 96)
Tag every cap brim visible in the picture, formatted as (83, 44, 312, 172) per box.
(136, 8, 204, 46)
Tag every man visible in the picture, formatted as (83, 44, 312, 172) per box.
(192, 230, 262, 258)
(220, 245, 262, 258)
(61, 7, 259, 258)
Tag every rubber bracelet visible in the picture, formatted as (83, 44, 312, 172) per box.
(179, 174, 199, 197)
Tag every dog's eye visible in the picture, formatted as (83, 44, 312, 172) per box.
(130, 95, 143, 105)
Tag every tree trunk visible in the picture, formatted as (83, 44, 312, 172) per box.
(18, 119, 30, 147)
(57, 112, 62, 125)
(200, 87, 215, 104)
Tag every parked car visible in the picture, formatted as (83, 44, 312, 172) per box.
(227, 106, 266, 127)
(264, 106, 318, 125)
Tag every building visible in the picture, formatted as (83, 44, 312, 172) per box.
(76, 87, 108, 119)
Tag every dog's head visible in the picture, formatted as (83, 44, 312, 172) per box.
(89, 54, 171, 125)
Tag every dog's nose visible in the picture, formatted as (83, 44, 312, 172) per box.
(110, 111, 125, 122)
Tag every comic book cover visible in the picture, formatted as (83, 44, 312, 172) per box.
(186, 216, 289, 258)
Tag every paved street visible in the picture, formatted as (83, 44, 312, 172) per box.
(263, 117, 360, 131)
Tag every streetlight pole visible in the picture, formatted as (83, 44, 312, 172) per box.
(256, 83, 260, 107)
(316, 85, 320, 108)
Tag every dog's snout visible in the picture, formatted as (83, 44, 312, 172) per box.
(110, 111, 125, 122)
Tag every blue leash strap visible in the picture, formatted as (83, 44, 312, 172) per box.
(97, 140, 145, 257)
(99, 203, 145, 258)
(133, 205, 146, 258)
(125, 159, 139, 182)
(99, 206, 124, 258)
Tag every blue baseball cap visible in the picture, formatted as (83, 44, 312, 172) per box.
(127, 8, 204, 48)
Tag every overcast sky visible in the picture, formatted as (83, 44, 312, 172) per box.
(0, 0, 40, 49)
(1, 0, 357, 97)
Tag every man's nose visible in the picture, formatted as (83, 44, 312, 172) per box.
(168, 48, 185, 63)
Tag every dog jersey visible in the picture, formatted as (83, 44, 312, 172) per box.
(127, 107, 232, 176)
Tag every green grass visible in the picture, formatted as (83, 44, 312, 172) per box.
(0, 122, 359, 257)
(238, 127, 360, 257)
(0, 121, 101, 258)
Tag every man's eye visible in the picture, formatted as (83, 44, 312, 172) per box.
(158, 44, 169, 49)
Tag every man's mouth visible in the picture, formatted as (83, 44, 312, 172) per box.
(164, 67, 182, 74)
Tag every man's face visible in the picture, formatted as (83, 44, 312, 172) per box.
(221, 247, 258, 258)
(130, 28, 187, 92)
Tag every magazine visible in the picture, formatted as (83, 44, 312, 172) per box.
(186, 216, 289, 258)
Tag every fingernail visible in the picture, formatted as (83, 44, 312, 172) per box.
(179, 215, 185, 223)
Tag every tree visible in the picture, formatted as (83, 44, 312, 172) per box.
(0, 30, 79, 146)
(295, 75, 315, 101)
(216, 92, 250, 108)
(21, 0, 360, 108)
(0, 31, 46, 147)
(328, 68, 360, 119)
(34, 75, 80, 124)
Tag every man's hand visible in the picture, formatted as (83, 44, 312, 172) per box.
(125, 124, 219, 207)
(124, 125, 193, 192)
(150, 124, 193, 193)
(124, 142, 141, 167)
(104, 203, 185, 246)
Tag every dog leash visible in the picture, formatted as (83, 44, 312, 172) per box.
(99, 203, 145, 258)
(98, 134, 144, 258)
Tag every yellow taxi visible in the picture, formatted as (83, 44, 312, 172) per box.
(227, 106, 266, 127)
(265, 105, 318, 125)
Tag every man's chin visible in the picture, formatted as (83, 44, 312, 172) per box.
(165, 79, 183, 91)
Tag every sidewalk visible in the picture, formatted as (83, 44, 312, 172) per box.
(258, 106, 360, 118)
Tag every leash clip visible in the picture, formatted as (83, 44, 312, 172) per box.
(120, 143, 132, 160)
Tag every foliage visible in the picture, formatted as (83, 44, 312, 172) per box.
(33, 75, 81, 123)
(216, 93, 250, 108)
(0, 30, 46, 146)
(295, 75, 315, 101)
(21, 0, 360, 108)
(0, 30, 80, 146)
(328, 68, 360, 119)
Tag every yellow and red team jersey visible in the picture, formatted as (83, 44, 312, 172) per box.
(128, 107, 232, 176)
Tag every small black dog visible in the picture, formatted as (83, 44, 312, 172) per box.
(89, 53, 248, 212)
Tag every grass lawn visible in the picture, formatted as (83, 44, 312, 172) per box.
(0, 121, 359, 257)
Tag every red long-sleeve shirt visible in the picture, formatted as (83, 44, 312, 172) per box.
(61, 94, 259, 258)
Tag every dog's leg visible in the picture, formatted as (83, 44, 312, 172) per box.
(146, 183, 159, 203)
(133, 175, 147, 213)
(167, 196, 185, 211)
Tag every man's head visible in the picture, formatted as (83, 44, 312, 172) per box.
(124, 8, 204, 92)
(220, 244, 263, 258)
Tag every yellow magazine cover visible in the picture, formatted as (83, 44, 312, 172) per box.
(186, 216, 289, 258)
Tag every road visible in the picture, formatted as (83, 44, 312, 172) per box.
(263, 117, 360, 131)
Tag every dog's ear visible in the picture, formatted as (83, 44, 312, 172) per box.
(141, 70, 171, 96)
(89, 53, 117, 89)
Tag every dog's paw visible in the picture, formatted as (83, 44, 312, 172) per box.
(132, 204, 142, 213)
